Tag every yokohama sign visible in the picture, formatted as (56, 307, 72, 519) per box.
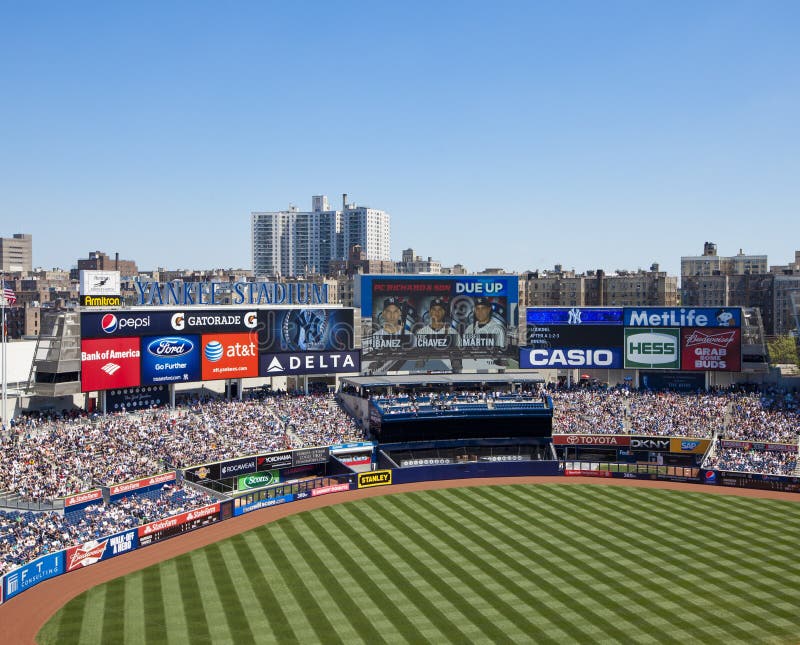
(552, 435, 630, 447)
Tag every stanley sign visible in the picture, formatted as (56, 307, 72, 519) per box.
(357, 470, 392, 489)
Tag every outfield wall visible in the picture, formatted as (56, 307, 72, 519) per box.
(2, 454, 798, 604)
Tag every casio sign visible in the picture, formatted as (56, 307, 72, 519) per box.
(525, 348, 616, 368)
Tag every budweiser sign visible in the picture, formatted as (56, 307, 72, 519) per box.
(553, 435, 630, 447)
(67, 540, 109, 571)
(684, 330, 736, 348)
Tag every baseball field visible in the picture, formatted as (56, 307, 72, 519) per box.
(36, 483, 800, 644)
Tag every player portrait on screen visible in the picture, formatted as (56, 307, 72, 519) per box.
(461, 297, 507, 348)
(414, 297, 459, 349)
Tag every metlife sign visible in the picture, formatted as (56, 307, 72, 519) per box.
(623, 307, 741, 328)
(624, 329, 680, 369)
(260, 351, 360, 376)
(520, 347, 623, 369)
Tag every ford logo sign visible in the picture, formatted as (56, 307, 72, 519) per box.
(147, 337, 194, 357)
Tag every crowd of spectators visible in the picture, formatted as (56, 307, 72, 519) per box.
(0, 392, 363, 501)
(721, 389, 800, 444)
(703, 447, 798, 477)
(0, 483, 214, 576)
(551, 388, 627, 434)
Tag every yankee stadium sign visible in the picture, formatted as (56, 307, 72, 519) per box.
(133, 280, 329, 306)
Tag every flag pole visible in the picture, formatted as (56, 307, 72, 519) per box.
(1, 269, 6, 434)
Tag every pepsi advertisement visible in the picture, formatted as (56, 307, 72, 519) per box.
(140, 335, 201, 384)
(80, 309, 259, 339)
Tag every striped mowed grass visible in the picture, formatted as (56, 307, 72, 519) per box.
(39, 484, 800, 644)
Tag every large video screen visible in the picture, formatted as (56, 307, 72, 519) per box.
(359, 275, 518, 373)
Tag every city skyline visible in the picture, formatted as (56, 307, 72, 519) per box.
(2, 3, 798, 276)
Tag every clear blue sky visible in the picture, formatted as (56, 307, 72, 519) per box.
(1, 1, 798, 276)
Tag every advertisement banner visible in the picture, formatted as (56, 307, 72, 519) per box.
(138, 503, 220, 547)
(260, 351, 360, 376)
(218, 456, 258, 479)
(525, 325, 623, 348)
(623, 307, 741, 328)
(201, 333, 258, 380)
(237, 470, 280, 490)
(3, 551, 65, 601)
(80, 310, 259, 339)
(140, 335, 202, 384)
(520, 347, 623, 369)
(338, 454, 372, 466)
(639, 372, 706, 392)
(552, 435, 631, 447)
(109, 471, 176, 498)
(257, 308, 355, 353)
(292, 446, 330, 467)
(680, 327, 741, 372)
(720, 440, 798, 453)
(669, 438, 711, 454)
(357, 470, 392, 488)
(80, 270, 121, 297)
(184, 463, 219, 482)
(526, 307, 623, 325)
(64, 489, 103, 511)
(65, 529, 138, 573)
(629, 437, 672, 452)
(106, 385, 169, 412)
(624, 328, 680, 369)
(81, 337, 142, 392)
(257, 451, 294, 470)
(311, 483, 351, 497)
(563, 470, 612, 478)
(233, 493, 294, 516)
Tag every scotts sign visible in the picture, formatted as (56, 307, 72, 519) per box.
(238, 470, 280, 490)
(630, 437, 672, 451)
(624, 328, 680, 369)
(552, 435, 631, 446)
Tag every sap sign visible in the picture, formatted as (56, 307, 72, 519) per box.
(520, 347, 622, 369)
(624, 329, 680, 369)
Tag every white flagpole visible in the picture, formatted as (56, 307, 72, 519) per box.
(1, 270, 6, 434)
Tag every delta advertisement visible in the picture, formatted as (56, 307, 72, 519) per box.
(260, 351, 360, 376)
(359, 275, 519, 373)
(65, 529, 138, 573)
(520, 307, 742, 372)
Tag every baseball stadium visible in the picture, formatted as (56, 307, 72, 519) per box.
(1, 284, 800, 644)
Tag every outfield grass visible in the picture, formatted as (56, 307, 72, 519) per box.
(39, 484, 800, 644)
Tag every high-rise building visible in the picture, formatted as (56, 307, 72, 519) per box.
(0, 233, 33, 273)
(252, 194, 390, 277)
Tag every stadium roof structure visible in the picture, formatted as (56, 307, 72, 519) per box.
(340, 372, 545, 389)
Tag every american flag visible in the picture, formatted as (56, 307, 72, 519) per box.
(2, 283, 16, 305)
